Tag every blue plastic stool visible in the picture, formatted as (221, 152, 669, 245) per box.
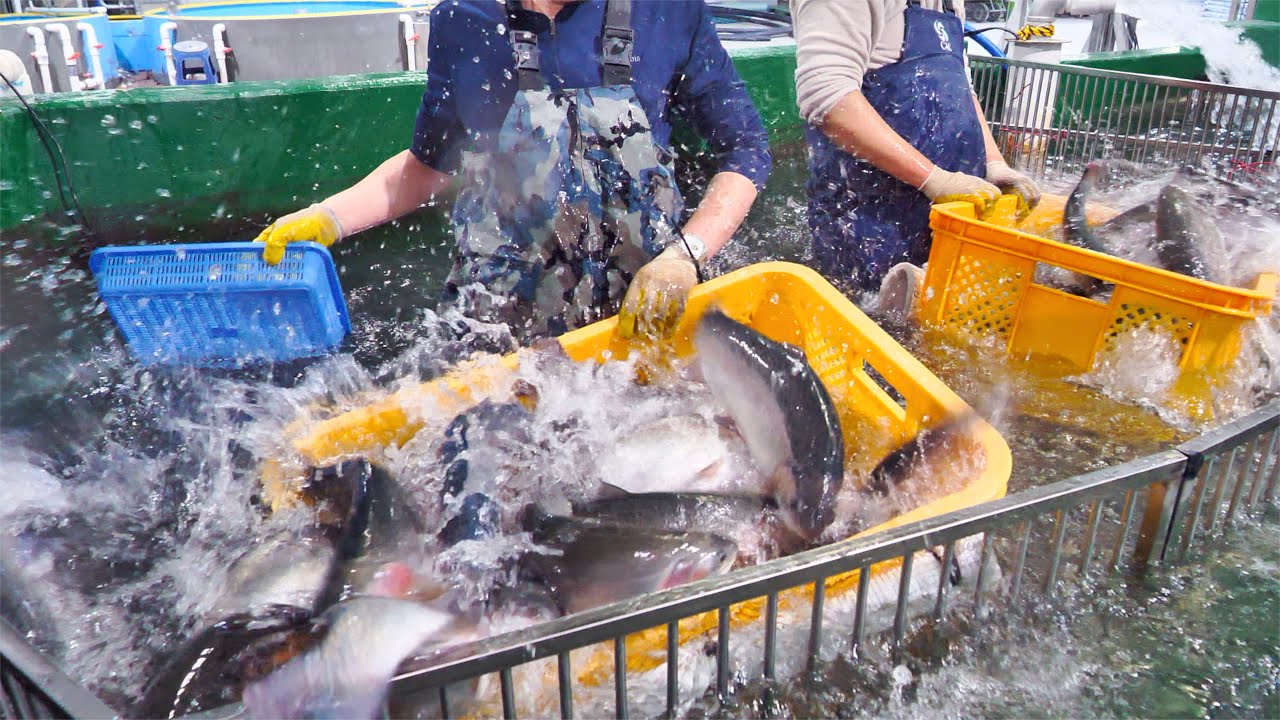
(173, 40, 217, 85)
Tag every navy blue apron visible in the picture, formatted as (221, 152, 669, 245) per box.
(806, 0, 986, 292)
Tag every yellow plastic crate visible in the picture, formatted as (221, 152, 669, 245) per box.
(921, 196, 1277, 409)
(263, 261, 1010, 691)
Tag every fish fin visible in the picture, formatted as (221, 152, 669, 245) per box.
(692, 458, 725, 482)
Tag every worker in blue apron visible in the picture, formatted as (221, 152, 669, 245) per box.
(255, 0, 768, 343)
(798, 0, 1040, 296)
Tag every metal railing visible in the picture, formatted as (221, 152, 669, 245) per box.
(970, 56, 1280, 184)
(3, 401, 1277, 719)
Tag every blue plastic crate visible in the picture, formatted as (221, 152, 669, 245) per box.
(89, 241, 351, 367)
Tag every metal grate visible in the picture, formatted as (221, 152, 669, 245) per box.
(4, 402, 1276, 719)
(970, 56, 1280, 184)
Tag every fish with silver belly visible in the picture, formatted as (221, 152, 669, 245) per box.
(520, 508, 737, 614)
(596, 413, 764, 497)
(571, 492, 804, 560)
(241, 596, 477, 720)
(692, 309, 845, 541)
(1062, 160, 1231, 292)
(134, 457, 426, 718)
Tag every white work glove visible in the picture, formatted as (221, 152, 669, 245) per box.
(985, 160, 1042, 220)
(617, 245, 699, 340)
(918, 166, 1001, 216)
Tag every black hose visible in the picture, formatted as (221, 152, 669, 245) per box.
(710, 6, 793, 42)
(0, 71, 93, 233)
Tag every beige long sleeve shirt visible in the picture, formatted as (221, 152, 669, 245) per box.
(793, 0, 967, 124)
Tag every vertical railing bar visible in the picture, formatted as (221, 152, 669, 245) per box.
(1140, 82, 1168, 165)
(0, 678, 20, 720)
(1009, 521, 1033, 597)
(1160, 85, 1184, 163)
(892, 551, 915, 662)
(614, 636, 628, 720)
(1079, 499, 1103, 577)
(1180, 455, 1219, 561)
(665, 621, 678, 719)
(1246, 429, 1279, 513)
(1206, 446, 1240, 535)
(439, 685, 451, 720)
(1043, 508, 1069, 594)
(500, 667, 516, 720)
(1224, 435, 1259, 529)
(805, 580, 826, 678)
(851, 565, 871, 659)
(763, 592, 779, 681)
(1116, 78, 1142, 161)
(6, 674, 36, 720)
(1255, 97, 1280, 170)
(716, 606, 731, 705)
(1091, 77, 1117, 162)
(973, 532, 995, 618)
(1027, 63, 1050, 173)
(1081, 72, 1105, 167)
(1111, 489, 1138, 570)
(558, 652, 574, 720)
(933, 542, 956, 619)
(1223, 90, 1247, 170)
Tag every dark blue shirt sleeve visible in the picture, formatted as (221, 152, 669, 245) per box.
(673, 3, 772, 191)
(409, 3, 466, 173)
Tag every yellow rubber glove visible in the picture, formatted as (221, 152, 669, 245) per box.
(254, 203, 345, 265)
(617, 246, 699, 340)
(918, 166, 1002, 216)
(985, 161, 1042, 220)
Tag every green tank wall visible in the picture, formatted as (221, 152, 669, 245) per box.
(1061, 47, 1208, 80)
(0, 44, 799, 239)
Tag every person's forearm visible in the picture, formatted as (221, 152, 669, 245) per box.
(321, 149, 452, 237)
(972, 94, 1006, 166)
(680, 171, 758, 260)
(820, 90, 934, 188)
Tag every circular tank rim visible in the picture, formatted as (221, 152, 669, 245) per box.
(143, 1, 431, 21)
(0, 12, 102, 23)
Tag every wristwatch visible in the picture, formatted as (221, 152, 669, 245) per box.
(674, 232, 707, 263)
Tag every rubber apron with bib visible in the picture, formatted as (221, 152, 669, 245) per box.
(442, 0, 683, 340)
(806, 0, 985, 292)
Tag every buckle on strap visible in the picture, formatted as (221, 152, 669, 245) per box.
(602, 25, 634, 69)
(510, 29, 540, 72)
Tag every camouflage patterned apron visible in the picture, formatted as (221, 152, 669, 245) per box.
(442, 0, 683, 340)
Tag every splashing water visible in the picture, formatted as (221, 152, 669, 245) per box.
(1118, 0, 1280, 92)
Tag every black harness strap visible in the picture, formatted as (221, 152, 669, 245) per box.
(506, 0, 546, 90)
(601, 0, 634, 86)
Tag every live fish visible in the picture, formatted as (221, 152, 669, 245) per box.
(241, 596, 475, 720)
(521, 509, 737, 614)
(693, 309, 845, 541)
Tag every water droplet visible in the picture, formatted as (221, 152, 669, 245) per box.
(156, 188, 172, 198)
(100, 114, 116, 127)
(129, 120, 143, 130)
(208, 265, 222, 281)
(496, 22, 506, 33)
(147, 114, 159, 124)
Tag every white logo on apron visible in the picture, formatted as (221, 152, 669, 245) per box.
(935, 20, 952, 52)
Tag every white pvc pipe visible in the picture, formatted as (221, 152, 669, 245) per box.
(45, 23, 82, 92)
(399, 13, 418, 72)
(212, 23, 229, 83)
(26, 26, 53, 94)
(158, 21, 178, 85)
(76, 22, 105, 90)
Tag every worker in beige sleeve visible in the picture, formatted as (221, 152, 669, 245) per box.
(794, 0, 1040, 312)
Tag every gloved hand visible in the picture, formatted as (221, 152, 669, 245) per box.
(985, 161, 1042, 220)
(918, 166, 1002, 216)
(254, 203, 345, 265)
(617, 245, 699, 340)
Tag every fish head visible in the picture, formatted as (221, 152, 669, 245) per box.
(657, 533, 738, 591)
(772, 461, 838, 543)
